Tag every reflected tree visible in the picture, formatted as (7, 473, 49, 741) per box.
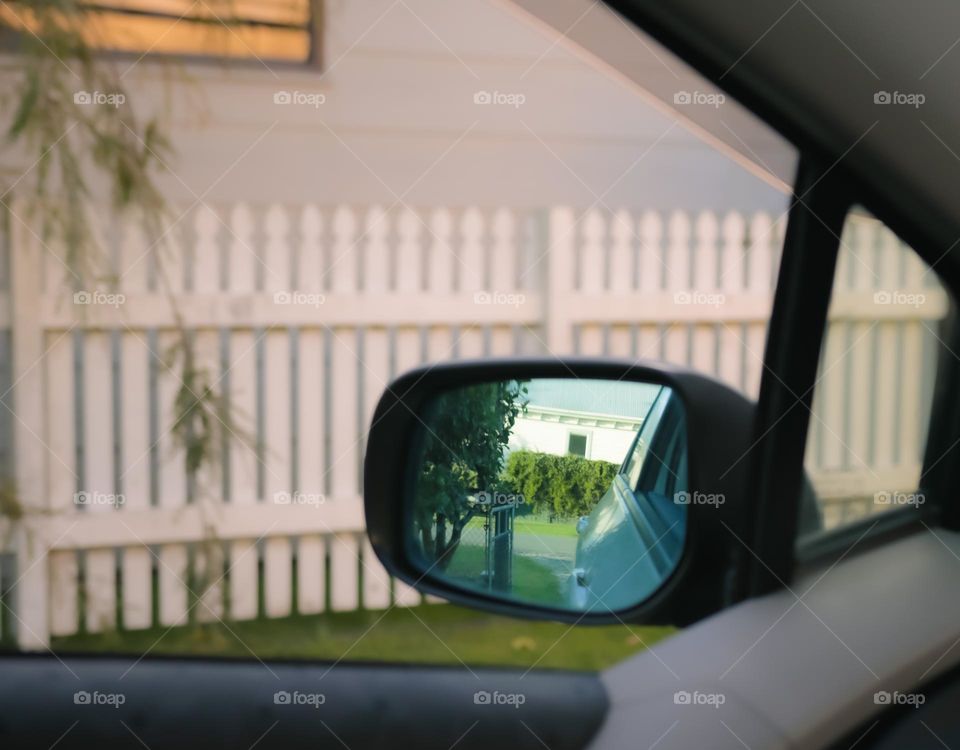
(414, 381, 526, 569)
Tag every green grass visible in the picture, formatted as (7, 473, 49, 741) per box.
(465, 516, 578, 538)
(444, 544, 563, 604)
(51, 604, 676, 671)
(515, 518, 578, 538)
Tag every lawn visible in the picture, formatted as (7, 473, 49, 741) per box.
(515, 517, 578, 538)
(465, 516, 578, 538)
(51, 603, 676, 671)
(443, 543, 563, 604)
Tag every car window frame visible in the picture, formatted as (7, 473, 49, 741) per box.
(620, 385, 668, 486)
(747, 167, 956, 589)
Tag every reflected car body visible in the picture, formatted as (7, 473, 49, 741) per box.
(569, 387, 687, 611)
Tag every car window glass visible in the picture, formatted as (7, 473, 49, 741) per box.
(623, 386, 667, 487)
(636, 395, 687, 498)
(2, 1, 794, 670)
(798, 210, 951, 541)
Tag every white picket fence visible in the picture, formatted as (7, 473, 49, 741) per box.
(0, 203, 941, 647)
(807, 220, 945, 528)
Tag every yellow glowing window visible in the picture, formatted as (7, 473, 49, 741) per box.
(1, 0, 320, 64)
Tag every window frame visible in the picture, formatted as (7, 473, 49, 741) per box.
(566, 431, 589, 458)
(746, 161, 956, 590)
(0, 0, 325, 68)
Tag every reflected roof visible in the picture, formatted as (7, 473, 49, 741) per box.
(522, 379, 661, 420)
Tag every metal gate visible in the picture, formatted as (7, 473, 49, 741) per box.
(485, 501, 515, 593)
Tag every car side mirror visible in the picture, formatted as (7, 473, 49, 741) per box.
(363, 359, 756, 625)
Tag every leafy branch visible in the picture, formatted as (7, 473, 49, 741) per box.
(0, 2, 248, 610)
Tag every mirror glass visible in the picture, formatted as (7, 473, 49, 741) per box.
(406, 378, 688, 613)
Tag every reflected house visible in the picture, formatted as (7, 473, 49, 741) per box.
(509, 381, 662, 464)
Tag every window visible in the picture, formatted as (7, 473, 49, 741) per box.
(799, 210, 951, 539)
(0, 0, 321, 64)
(623, 387, 669, 489)
(567, 432, 588, 457)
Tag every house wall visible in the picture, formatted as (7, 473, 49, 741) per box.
(509, 415, 639, 464)
(106, 0, 792, 212)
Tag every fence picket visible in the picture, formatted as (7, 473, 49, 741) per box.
(361, 538, 391, 610)
(330, 533, 360, 611)
(717, 325, 743, 393)
(228, 204, 256, 292)
(119, 222, 151, 293)
(48, 551, 79, 637)
(693, 212, 718, 293)
(82, 332, 113, 514)
(120, 334, 151, 510)
(581, 209, 605, 293)
(636, 325, 663, 361)
(121, 546, 152, 629)
(297, 535, 325, 614)
(297, 329, 325, 497)
(264, 536, 293, 617)
(663, 326, 688, 367)
(362, 329, 389, 453)
(427, 209, 454, 293)
(818, 320, 847, 471)
(491, 209, 515, 294)
(299, 206, 323, 292)
(228, 539, 259, 620)
(720, 212, 746, 293)
(609, 210, 633, 293)
(157, 331, 187, 508)
(158, 544, 189, 626)
(84, 549, 116, 633)
(459, 208, 484, 292)
(330, 206, 358, 293)
(193, 329, 221, 503)
(489, 326, 513, 356)
(458, 326, 484, 358)
(263, 329, 291, 503)
(578, 326, 604, 356)
(397, 209, 421, 293)
(638, 211, 663, 292)
(330, 330, 360, 497)
(263, 205, 291, 293)
(900, 321, 922, 467)
(748, 213, 774, 293)
(666, 211, 691, 292)
(196, 540, 225, 623)
(228, 330, 258, 504)
(47, 334, 76, 512)
(424, 327, 451, 364)
(363, 206, 389, 293)
(194, 207, 220, 293)
(847, 320, 873, 473)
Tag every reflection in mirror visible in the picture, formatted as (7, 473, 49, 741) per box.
(408, 378, 688, 614)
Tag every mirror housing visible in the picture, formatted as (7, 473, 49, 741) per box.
(363, 358, 756, 626)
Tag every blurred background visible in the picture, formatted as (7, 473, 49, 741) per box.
(0, 0, 941, 668)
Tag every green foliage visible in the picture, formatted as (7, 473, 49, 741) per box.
(166, 338, 228, 482)
(0, 2, 241, 505)
(502, 450, 619, 519)
(0, 4, 240, 606)
(1, 0, 171, 275)
(0, 477, 24, 523)
(414, 381, 527, 566)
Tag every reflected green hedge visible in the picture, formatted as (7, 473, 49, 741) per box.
(502, 450, 619, 519)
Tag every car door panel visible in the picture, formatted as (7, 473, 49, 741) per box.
(0, 656, 608, 750)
